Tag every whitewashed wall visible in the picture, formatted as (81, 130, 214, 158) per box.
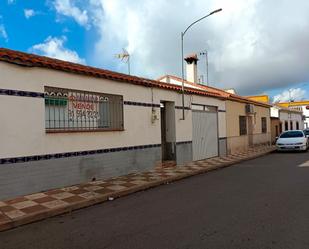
(302, 106, 309, 128)
(279, 110, 304, 131)
(0, 62, 226, 158)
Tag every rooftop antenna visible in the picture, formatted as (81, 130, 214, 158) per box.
(115, 48, 131, 75)
(199, 50, 209, 86)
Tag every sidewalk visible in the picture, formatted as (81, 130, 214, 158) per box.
(0, 146, 275, 232)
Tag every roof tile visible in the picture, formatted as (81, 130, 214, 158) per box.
(0, 48, 226, 100)
(159, 75, 271, 107)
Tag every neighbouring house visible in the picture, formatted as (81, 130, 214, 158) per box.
(158, 54, 272, 155)
(270, 106, 304, 142)
(0, 48, 229, 200)
(276, 101, 309, 129)
(247, 96, 305, 143)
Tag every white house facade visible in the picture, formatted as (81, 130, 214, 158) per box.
(0, 48, 228, 200)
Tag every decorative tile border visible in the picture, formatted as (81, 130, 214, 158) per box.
(0, 146, 276, 233)
(0, 144, 161, 165)
(1, 88, 222, 112)
(0, 89, 162, 108)
(175, 106, 225, 111)
(176, 141, 193, 145)
(0, 88, 44, 98)
(123, 101, 160, 108)
(175, 106, 191, 110)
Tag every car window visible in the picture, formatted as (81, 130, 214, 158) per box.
(280, 131, 304, 138)
(304, 130, 309, 136)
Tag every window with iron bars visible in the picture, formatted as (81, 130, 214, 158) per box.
(44, 86, 124, 132)
(261, 117, 267, 133)
(239, 116, 247, 136)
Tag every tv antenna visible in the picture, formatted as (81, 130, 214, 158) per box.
(199, 50, 209, 86)
(115, 48, 131, 75)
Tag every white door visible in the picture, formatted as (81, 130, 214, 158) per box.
(192, 110, 218, 160)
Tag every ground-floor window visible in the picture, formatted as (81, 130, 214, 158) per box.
(285, 121, 288, 131)
(296, 121, 299, 130)
(261, 117, 267, 133)
(290, 121, 293, 130)
(239, 116, 247, 135)
(44, 86, 124, 132)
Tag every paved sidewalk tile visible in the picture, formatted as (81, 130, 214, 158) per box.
(0, 146, 275, 232)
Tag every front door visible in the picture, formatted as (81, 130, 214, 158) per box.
(160, 101, 176, 161)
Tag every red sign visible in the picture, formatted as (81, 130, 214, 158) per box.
(306, 106, 309, 110)
(72, 102, 94, 110)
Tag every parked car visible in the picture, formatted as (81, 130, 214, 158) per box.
(276, 130, 309, 151)
(304, 129, 309, 137)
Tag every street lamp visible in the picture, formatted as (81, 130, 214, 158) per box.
(180, 8, 222, 120)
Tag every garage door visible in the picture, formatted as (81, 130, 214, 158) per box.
(192, 108, 218, 161)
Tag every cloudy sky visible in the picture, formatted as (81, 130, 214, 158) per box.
(0, 0, 308, 102)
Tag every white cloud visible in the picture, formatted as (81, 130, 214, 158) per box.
(0, 24, 8, 41)
(24, 9, 35, 19)
(30, 36, 85, 64)
(54, 0, 89, 28)
(273, 88, 307, 103)
(84, 0, 309, 96)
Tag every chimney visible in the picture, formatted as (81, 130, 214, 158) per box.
(184, 54, 198, 83)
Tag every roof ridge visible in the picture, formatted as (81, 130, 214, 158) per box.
(0, 47, 148, 80)
(158, 74, 272, 107)
(0, 47, 224, 100)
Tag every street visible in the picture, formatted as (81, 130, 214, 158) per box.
(1, 151, 309, 249)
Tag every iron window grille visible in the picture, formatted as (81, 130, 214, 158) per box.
(261, 117, 267, 133)
(44, 86, 124, 132)
(239, 116, 247, 136)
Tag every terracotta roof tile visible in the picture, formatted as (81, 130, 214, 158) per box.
(159, 75, 272, 108)
(0, 48, 224, 100)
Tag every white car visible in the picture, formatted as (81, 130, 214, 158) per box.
(276, 130, 309, 151)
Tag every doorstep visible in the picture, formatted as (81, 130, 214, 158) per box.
(0, 146, 275, 232)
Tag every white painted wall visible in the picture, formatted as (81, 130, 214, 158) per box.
(159, 75, 227, 138)
(0, 62, 226, 158)
(278, 109, 304, 131)
(300, 106, 309, 129)
(159, 76, 202, 90)
(270, 107, 279, 118)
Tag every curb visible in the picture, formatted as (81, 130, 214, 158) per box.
(0, 148, 275, 232)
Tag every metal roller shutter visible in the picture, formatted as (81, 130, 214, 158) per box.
(192, 108, 218, 160)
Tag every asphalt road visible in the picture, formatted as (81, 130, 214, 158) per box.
(1, 151, 309, 249)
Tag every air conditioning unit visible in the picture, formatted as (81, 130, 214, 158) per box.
(245, 104, 255, 114)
